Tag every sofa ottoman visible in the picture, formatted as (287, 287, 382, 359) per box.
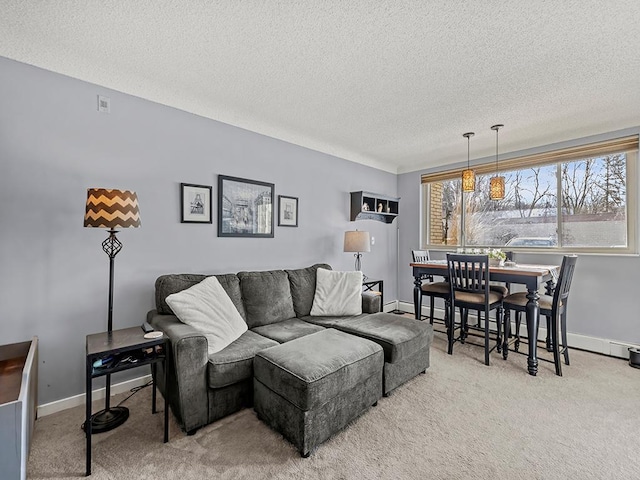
(253, 328, 383, 457)
(320, 312, 434, 395)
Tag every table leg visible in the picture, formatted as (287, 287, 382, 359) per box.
(379, 281, 384, 307)
(525, 288, 540, 376)
(163, 357, 169, 443)
(152, 363, 157, 414)
(413, 275, 422, 320)
(85, 358, 92, 476)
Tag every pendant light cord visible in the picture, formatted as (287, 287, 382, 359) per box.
(495, 127, 498, 175)
(491, 124, 504, 176)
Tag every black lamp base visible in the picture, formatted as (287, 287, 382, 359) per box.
(87, 406, 129, 433)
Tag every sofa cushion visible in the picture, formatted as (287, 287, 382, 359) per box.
(207, 330, 279, 389)
(238, 270, 296, 328)
(310, 269, 363, 316)
(300, 314, 371, 328)
(251, 318, 325, 343)
(155, 273, 246, 319)
(329, 312, 433, 363)
(253, 328, 383, 410)
(285, 263, 332, 317)
(165, 276, 248, 355)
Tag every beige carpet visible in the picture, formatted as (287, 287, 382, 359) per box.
(28, 331, 640, 479)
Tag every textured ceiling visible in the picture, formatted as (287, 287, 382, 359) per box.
(2, 1, 640, 173)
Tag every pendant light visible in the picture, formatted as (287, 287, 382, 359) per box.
(461, 132, 475, 192)
(489, 124, 505, 200)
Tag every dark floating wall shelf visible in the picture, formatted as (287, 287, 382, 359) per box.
(350, 191, 399, 224)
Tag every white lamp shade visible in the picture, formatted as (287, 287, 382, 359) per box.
(344, 230, 371, 253)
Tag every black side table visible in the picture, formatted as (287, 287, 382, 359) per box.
(85, 327, 168, 476)
(363, 279, 384, 306)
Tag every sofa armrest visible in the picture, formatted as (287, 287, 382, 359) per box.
(147, 310, 209, 433)
(362, 292, 382, 314)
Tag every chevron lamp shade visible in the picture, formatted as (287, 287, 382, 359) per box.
(84, 188, 141, 228)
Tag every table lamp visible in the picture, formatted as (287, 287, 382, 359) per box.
(344, 230, 370, 275)
(84, 188, 140, 433)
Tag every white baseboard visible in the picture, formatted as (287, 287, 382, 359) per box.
(37, 374, 152, 418)
(382, 300, 400, 313)
(396, 301, 639, 360)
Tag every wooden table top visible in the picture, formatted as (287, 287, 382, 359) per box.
(410, 262, 559, 277)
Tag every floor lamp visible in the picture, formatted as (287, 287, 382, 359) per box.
(84, 188, 141, 433)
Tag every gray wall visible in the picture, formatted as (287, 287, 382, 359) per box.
(397, 132, 640, 347)
(0, 57, 398, 405)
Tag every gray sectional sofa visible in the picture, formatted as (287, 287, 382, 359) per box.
(147, 263, 433, 436)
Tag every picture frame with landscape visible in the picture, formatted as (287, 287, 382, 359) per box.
(218, 175, 274, 237)
(181, 183, 212, 223)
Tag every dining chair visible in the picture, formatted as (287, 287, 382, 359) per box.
(502, 255, 577, 376)
(446, 253, 505, 366)
(470, 251, 513, 328)
(412, 250, 450, 324)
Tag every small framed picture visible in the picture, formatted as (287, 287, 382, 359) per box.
(181, 183, 212, 223)
(218, 175, 275, 237)
(278, 195, 298, 227)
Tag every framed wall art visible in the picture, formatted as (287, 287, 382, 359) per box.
(278, 195, 298, 227)
(181, 183, 212, 223)
(218, 175, 274, 237)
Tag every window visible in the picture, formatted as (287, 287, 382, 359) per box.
(426, 178, 462, 246)
(422, 136, 638, 253)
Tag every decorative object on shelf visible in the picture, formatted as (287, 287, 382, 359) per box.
(350, 191, 399, 223)
(180, 183, 212, 223)
(277, 195, 298, 227)
(218, 175, 274, 238)
(490, 124, 505, 200)
(461, 132, 476, 192)
(344, 230, 370, 276)
(83, 188, 141, 433)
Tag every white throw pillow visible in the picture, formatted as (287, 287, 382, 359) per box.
(165, 276, 248, 355)
(310, 269, 363, 316)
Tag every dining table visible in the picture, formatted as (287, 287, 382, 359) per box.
(410, 260, 560, 376)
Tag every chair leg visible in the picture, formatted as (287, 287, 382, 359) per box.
(550, 313, 562, 376)
(477, 310, 481, 328)
(561, 311, 570, 365)
(514, 312, 521, 352)
(496, 307, 502, 354)
(502, 309, 510, 360)
(446, 299, 454, 355)
(429, 296, 435, 325)
(484, 308, 490, 366)
(460, 307, 468, 342)
(545, 315, 553, 352)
